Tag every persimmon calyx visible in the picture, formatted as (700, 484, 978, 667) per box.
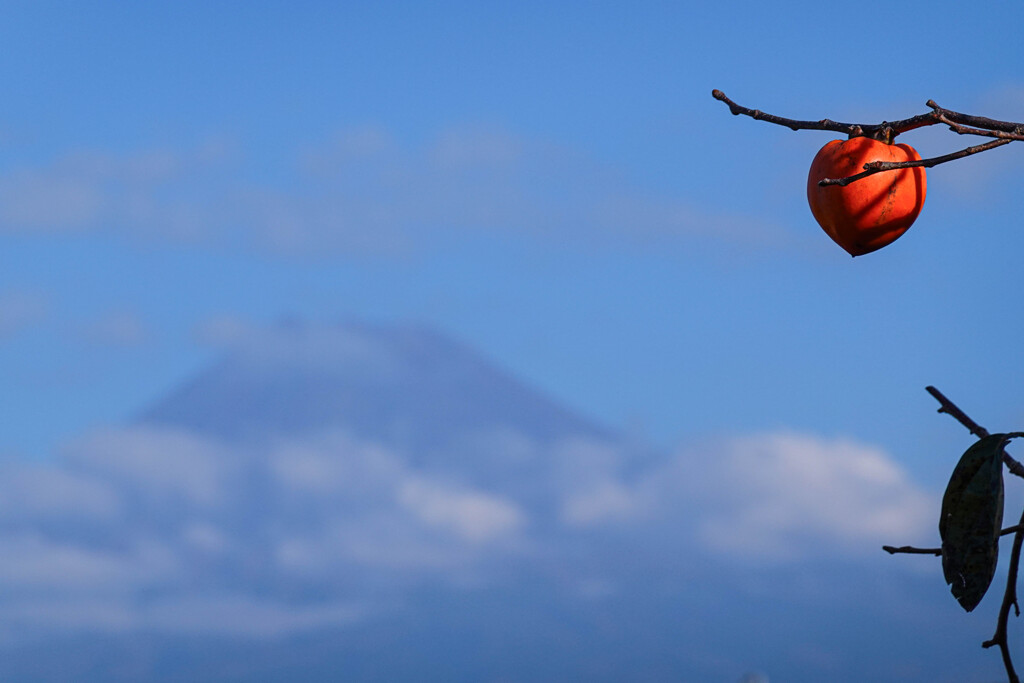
(847, 128, 896, 145)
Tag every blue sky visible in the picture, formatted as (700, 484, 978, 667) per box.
(2, 1, 1022, 462)
(1, 3, 1024, 678)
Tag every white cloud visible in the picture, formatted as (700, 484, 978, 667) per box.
(0, 464, 119, 519)
(270, 431, 405, 497)
(561, 480, 639, 526)
(0, 595, 361, 638)
(0, 535, 178, 590)
(646, 432, 936, 560)
(300, 515, 484, 572)
(398, 478, 525, 542)
(0, 416, 937, 639)
(0, 145, 225, 239)
(65, 427, 234, 507)
(56, 425, 534, 582)
(548, 437, 645, 527)
(140, 596, 362, 638)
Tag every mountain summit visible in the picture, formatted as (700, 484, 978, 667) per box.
(139, 320, 610, 451)
(0, 319, 947, 682)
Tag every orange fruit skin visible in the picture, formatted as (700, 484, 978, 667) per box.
(806, 137, 927, 257)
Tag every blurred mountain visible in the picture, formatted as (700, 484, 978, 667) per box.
(0, 320, 978, 682)
(138, 319, 611, 450)
(135, 320, 625, 504)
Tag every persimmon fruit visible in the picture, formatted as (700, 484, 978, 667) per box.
(806, 136, 927, 257)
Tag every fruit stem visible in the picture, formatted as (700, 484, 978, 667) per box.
(853, 126, 894, 144)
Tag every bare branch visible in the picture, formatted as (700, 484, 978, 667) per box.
(928, 100, 1024, 136)
(818, 139, 1013, 187)
(711, 89, 871, 137)
(712, 90, 1024, 140)
(711, 90, 1022, 186)
(925, 386, 988, 437)
(926, 385, 1024, 478)
(936, 114, 1024, 142)
(710, 90, 938, 141)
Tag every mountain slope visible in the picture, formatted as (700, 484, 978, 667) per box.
(0, 320, 959, 682)
(138, 320, 611, 452)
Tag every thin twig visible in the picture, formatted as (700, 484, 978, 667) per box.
(884, 526, 1024, 558)
(883, 527, 1024, 557)
(925, 386, 988, 437)
(927, 100, 1024, 136)
(818, 139, 1012, 187)
(936, 114, 1024, 142)
(926, 386, 1024, 478)
(711, 89, 865, 136)
(883, 545, 941, 556)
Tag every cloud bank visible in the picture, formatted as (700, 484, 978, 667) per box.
(0, 424, 934, 638)
(0, 321, 938, 652)
(648, 432, 936, 560)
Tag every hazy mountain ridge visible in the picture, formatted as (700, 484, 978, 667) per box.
(0, 320, 962, 682)
(138, 320, 613, 449)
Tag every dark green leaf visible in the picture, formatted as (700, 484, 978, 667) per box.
(940, 434, 1007, 612)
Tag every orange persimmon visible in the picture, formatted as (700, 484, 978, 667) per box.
(806, 136, 927, 256)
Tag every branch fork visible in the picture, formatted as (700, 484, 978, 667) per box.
(711, 90, 1021, 186)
